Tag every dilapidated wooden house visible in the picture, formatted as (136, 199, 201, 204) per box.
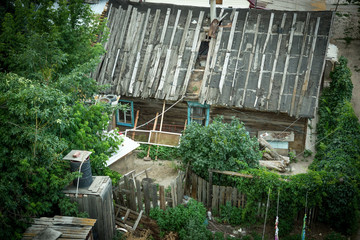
(94, 0, 333, 154)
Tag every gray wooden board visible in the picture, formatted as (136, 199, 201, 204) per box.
(136, 180, 143, 211)
(151, 183, 158, 208)
(212, 185, 219, 212)
(143, 181, 151, 215)
(219, 186, 226, 207)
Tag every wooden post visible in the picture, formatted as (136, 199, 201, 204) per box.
(159, 185, 165, 210)
(155, 100, 166, 160)
(131, 110, 140, 139)
(144, 112, 159, 161)
(208, 170, 213, 209)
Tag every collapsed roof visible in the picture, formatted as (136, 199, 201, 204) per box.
(95, 1, 333, 118)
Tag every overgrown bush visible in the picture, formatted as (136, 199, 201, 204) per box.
(219, 202, 243, 225)
(179, 117, 261, 184)
(149, 199, 210, 239)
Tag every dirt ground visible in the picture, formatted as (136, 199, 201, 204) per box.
(109, 151, 179, 187)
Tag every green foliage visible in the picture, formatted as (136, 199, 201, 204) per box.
(0, 0, 107, 81)
(137, 144, 181, 160)
(179, 117, 261, 184)
(303, 149, 312, 158)
(0, 1, 120, 237)
(149, 199, 209, 239)
(219, 202, 243, 225)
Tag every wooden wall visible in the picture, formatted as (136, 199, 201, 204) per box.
(119, 97, 188, 133)
(117, 97, 307, 153)
(210, 106, 307, 153)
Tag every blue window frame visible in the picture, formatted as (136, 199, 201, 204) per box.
(116, 100, 134, 127)
(187, 101, 210, 126)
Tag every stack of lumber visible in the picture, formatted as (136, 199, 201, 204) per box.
(258, 137, 290, 172)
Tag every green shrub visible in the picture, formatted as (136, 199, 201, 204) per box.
(179, 117, 261, 185)
(219, 202, 243, 225)
(149, 199, 207, 239)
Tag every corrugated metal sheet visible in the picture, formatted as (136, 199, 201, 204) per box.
(95, 1, 333, 118)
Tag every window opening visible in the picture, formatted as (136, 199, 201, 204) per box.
(116, 100, 134, 127)
(187, 101, 210, 126)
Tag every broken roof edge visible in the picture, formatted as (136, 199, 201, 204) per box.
(109, 0, 334, 15)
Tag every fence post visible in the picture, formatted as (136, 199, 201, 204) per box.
(208, 170, 213, 209)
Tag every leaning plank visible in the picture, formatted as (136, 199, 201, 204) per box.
(181, 11, 205, 95)
(277, 13, 297, 111)
(132, 210, 143, 231)
(258, 137, 289, 164)
(218, 11, 238, 94)
(197, 177, 203, 202)
(296, 17, 320, 117)
(259, 160, 286, 172)
(266, 13, 287, 109)
(242, 14, 261, 106)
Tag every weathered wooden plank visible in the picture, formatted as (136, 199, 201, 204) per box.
(208, 171, 213, 209)
(218, 11, 238, 94)
(202, 28, 223, 102)
(241, 13, 261, 106)
(266, 13, 287, 109)
(202, 177, 207, 206)
(136, 179, 143, 212)
(129, 8, 151, 94)
(159, 185, 166, 210)
(254, 12, 274, 107)
(143, 181, 151, 215)
(176, 174, 183, 205)
(290, 13, 311, 116)
(219, 186, 226, 207)
(231, 187, 238, 207)
(123, 175, 131, 209)
(230, 12, 249, 104)
(212, 185, 220, 213)
(226, 186, 232, 204)
(155, 8, 181, 96)
(132, 210, 143, 231)
(181, 11, 205, 95)
(170, 10, 193, 97)
(296, 17, 320, 117)
(197, 177, 203, 202)
(277, 13, 297, 111)
(129, 180, 137, 211)
(151, 183, 158, 208)
(191, 171, 197, 199)
(171, 181, 177, 207)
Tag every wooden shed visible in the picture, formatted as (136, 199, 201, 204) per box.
(63, 176, 115, 240)
(94, 0, 334, 154)
(22, 215, 96, 240)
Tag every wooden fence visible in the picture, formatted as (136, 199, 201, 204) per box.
(184, 169, 319, 224)
(113, 171, 184, 216)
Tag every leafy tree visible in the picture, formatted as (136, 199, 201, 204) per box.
(0, 1, 122, 238)
(179, 117, 261, 184)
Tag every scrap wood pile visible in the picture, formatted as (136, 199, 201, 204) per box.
(115, 204, 161, 240)
(258, 137, 290, 172)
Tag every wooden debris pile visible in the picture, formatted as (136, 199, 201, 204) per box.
(258, 137, 290, 172)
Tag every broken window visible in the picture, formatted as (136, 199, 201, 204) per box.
(187, 101, 210, 126)
(116, 100, 134, 127)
